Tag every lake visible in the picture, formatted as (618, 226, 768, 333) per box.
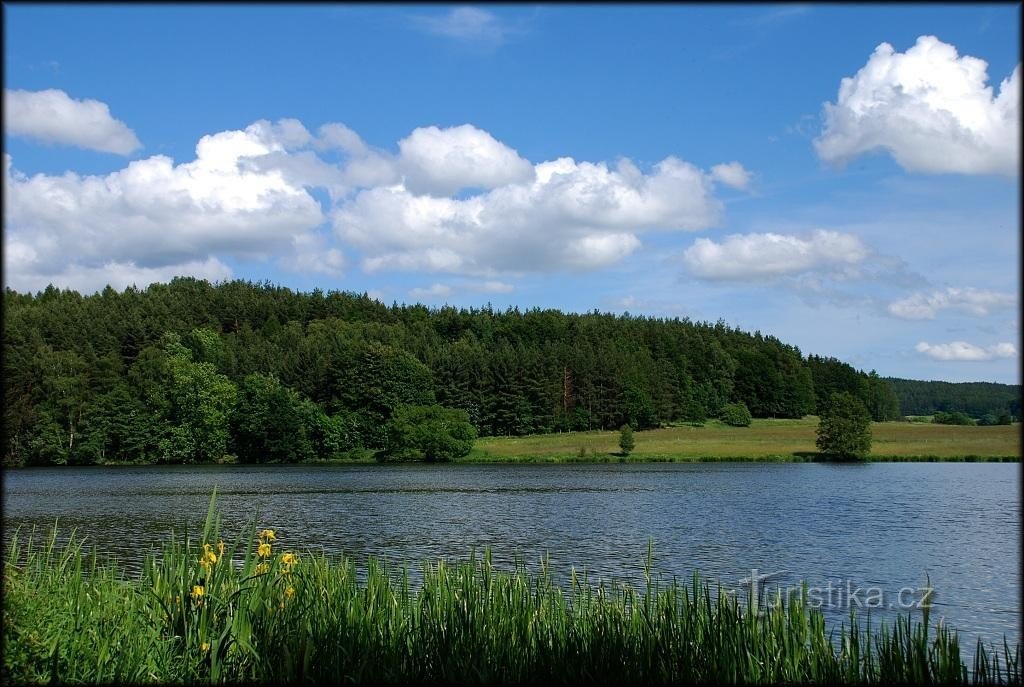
(3, 461, 1020, 654)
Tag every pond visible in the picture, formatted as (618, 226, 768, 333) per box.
(3, 461, 1019, 654)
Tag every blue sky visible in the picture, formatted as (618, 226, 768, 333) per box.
(3, 4, 1020, 383)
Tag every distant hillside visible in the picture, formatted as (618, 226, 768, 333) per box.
(885, 378, 1021, 419)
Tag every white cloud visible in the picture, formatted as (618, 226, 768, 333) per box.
(337, 155, 724, 275)
(472, 280, 515, 294)
(408, 279, 514, 301)
(915, 340, 1018, 361)
(888, 287, 1017, 319)
(710, 161, 753, 189)
(4, 119, 325, 292)
(397, 124, 534, 196)
(409, 283, 453, 300)
(683, 229, 870, 281)
(4, 88, 142, 155)
(3, 251, 232, 295)
(411, 7, 513, 45)
(815, 36, 1020, 176)
(278, 233, 345, 276)
(5, 116, 745, 291)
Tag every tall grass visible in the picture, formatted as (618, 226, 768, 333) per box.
(3, 494, 1020, 685)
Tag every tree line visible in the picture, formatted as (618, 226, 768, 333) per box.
(884, 378, 1020, 420)
(4, 278, 905, 466)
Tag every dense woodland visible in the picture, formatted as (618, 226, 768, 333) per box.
(885, 378, 1020, 419)
(0, 277, 938, 467)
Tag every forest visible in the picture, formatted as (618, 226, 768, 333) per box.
(885, 377, 1020, 419)
(3, 277, 917, 467)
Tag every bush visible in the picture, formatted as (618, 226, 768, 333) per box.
(816, 392, 872, 460)
(933, 411, 976, 426)
(383, 405, 477, 462)
(720, 402, 752, 427)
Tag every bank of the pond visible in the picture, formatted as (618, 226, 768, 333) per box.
(18, 418, 1018, 468)
(3, 515, 1020, 686)
(468, 419, 1021, 464)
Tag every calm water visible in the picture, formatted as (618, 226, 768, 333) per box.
(3, 462, 1020, 653)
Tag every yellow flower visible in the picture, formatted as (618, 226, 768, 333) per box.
(280, 552, 298, 567)
(284, 586, 295, 600)
(191, 585, 205, 600)
(201, 642, 210, 653)
(259, 529, 276, 542)
(217, 541, 226, 556)
(255, 562, 269, 574)
(257, 542, 272, 559)
(202, 543, 218, 565)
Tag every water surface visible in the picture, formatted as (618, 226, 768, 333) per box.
(3, 462, 1019, 653)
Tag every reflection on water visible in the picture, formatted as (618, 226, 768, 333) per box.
(3, 462, 1020, 653)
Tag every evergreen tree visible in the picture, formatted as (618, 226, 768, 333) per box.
(619, 424, 635, 456)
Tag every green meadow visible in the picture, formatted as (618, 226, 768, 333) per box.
(468, 418, 1021, 463)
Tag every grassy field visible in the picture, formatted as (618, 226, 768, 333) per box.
(4, 496, 1020, 685)
(469, 418, 1021, 463)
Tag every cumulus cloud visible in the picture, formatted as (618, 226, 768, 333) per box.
(888, 287, 1017, 319)
(4, 88, 142, 155)
(4, 119, 325, 292)
(709, 161, 752, 189)
(915, 341, 1018, 361)
(337, 155, 725, 275)
(682, 229, 869, 281)
(397, 124, 534, 196)
(815, 35, 1021, 176)
(3, 250, 232, 295)
(5, 115, 745, 292)
(278, 233, 345, 276)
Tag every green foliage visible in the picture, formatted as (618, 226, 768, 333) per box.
(720, 402, 752, 427)
(619, 424, 635, 455)
(159, 342, 238, 463)
(886, 377, 1020, 419)
(4, 505, 1020, 685)
(933, 411, 977, 426)
(383, 404, 477, 462)
(816, 392, 872, 460)
(681, 395, 706, 425)
(232, 374, 354, 463)
(1, 279, 986, 465)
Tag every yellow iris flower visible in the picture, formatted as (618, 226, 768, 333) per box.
(259, 529, 276, 542)
(191, 585, 205, 600)
(257, 542, 272, 559)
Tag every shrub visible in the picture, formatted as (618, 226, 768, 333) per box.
(720, 402, 752, 427)
(383, 405, 476, 462)
(933, 411, 976, 426)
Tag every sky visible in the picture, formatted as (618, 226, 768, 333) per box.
(3, 3, 1021, 384)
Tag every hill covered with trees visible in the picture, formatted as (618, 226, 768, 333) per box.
(4, 278, 907, 466)
(885, 378, 1020, 420)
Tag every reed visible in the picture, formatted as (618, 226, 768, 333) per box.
(3, 494, 1020, 685)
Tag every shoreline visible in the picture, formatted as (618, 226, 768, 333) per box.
(6, 453, 1018, 469)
